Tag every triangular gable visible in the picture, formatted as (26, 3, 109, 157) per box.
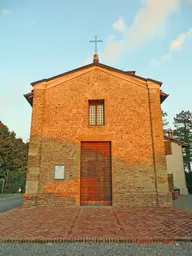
(31, 62, 163, 87)
(24, 61, 167, 106)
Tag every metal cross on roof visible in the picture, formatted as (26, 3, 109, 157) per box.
(89, 36, 102, 53)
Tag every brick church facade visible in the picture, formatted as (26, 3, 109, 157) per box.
(23, 54, 173, 208)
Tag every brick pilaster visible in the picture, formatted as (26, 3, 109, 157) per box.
(147, 81, 172, 207)
(23, 86, 46, 207)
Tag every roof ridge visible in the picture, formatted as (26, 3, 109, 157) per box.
(31, 63, 162, 86)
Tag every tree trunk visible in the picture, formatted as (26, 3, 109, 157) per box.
(188, 162, 192, 173)
(1, 179, 5, 193)
(5, 172, 9, 187)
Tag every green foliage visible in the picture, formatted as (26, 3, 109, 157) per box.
(173, 111, 192, 173)
(0, 121, 28, 193)
(162, 111, 170, 134)
(5, 171, 26, 193)
(185, 172, 192, 193)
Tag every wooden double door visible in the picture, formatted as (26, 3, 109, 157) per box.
(80, 142, 112, 206)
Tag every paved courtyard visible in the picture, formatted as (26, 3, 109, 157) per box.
(0, 206, 192, 243)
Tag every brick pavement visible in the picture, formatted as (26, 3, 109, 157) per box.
(0, 207, 192, 243)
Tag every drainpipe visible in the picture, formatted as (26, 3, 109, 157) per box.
(147, 81, 159, 207)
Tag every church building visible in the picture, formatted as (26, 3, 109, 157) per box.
(23, 53, 172, 208)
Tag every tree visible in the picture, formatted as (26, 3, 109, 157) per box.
(0, 121, 11, 184)
(6, 171, 26, 193)
(173, 111, 192, 173)
(162, 111, 170, 134)
(0, 121, 28, 193)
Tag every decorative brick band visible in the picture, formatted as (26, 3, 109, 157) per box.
(0, 236, 192, 244)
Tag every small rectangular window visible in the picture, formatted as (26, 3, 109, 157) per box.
(89, 100, 104, 126)
(165, 141, 172, 155)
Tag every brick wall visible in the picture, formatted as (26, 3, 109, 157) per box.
(23, 66, 172, 208)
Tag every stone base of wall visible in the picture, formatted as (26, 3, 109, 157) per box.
(22, 193, 78, 208)
(23, 192, 173, 208)
(112, 191, 173, 208)
(158, 192, 173, 207)
(22, 194, 38, 208)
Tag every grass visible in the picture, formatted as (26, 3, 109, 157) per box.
(0, 193, 23, 197)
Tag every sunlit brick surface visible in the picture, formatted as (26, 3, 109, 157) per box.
(24, 67, 172, 208)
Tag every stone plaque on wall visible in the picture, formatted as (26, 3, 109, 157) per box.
(54, 165, 65, 179)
